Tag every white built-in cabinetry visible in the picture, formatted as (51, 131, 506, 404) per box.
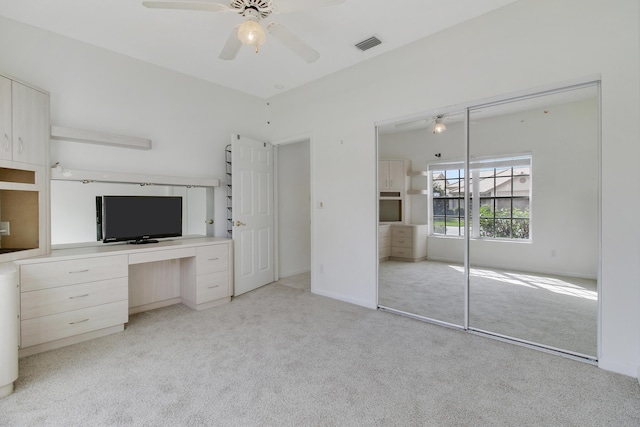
(0, 73, 49, 264)
(389, 224, 428, 262)
(16, 237, 233, 357)
(0, 264, 18, 398)
(378, 160, 406, 192)
(379, 224, 391, 261)
(379, 223, 428, 262)
(0, 75, 49, 165)
(379, 160, 409, 223)
(0, 73, 49, 398)
(19, 255, 129, 353)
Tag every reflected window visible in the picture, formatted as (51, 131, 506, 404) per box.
(429, 155, 531, 240)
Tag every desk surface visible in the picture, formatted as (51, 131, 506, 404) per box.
(15, 236, 231, 264)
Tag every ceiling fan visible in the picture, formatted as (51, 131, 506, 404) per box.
(394, 112, 473, 134)
(142, 0, 345, 63)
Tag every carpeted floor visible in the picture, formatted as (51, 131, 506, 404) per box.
(1, 273, 637, 426)
(378, 260, 597, 357)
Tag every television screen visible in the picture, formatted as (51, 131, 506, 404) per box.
(102, 195, 182, 243)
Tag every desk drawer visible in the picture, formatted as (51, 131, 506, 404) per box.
(391, 236, 412, 248)
(391, 247, 414, 259)
(20, 255, 128, 292)
(196, 271, 229, 303)
(196, 245, 229, 275)
(21, 300, 128, 348)
(392, 226, 412, 237)
(21, 278, 128, 320)
(128, 247, 196, 265)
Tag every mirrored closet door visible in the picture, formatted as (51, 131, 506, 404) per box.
(377, 110, 466, 327)
(377, 81, 600, 360)
(467, 84, 599, 359)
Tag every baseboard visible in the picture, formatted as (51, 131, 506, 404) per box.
(597, 358, 639, 378)
(311, 288, 377, 310)
(278, 268, 311, 279)
(19, 324, 124, 357)
(128, 297, 182, 315)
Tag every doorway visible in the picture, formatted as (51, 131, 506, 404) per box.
(276, 140, 311, 285)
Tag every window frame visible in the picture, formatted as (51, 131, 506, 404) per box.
(428, 154, 532, 241)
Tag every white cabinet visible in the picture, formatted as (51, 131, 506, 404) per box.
(0, 77, 10, 162)
(379, 160, 406, 192)
(19, 255, 129, 356)
(181, 243, 233, 310)
(389, 224, 428, 262)
(379, 159, 410, 223)
(0, 73, 50, 264)
(379, 225, 391, 261)
(0, 263, 18, 399)
(0, 75, 48, 166)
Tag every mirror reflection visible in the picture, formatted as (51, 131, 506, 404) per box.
(51, 180, 208, 245)
(468, 85, 599, 357)
(378, 111, 465, 326)
(377, 83, 599, 359)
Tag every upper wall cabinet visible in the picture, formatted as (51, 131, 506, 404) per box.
(379, 160, 407, 192)
(0, 73, 50, 262)
(0, 75, 48, 166)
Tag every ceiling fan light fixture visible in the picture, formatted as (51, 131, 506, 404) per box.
(433, 118, 447, 134)
(238, 17, 266, 52)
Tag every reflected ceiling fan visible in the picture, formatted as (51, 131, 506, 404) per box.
(394, 112, 472, 134)
(142, 0, 345, 62)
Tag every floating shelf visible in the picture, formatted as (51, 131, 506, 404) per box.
(408, 170, 428, 195)
(50, 126, 152, 150)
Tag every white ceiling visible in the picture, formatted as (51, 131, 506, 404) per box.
(0, 0, 519, 99)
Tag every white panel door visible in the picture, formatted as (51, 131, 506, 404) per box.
(232, 135, 274, 296)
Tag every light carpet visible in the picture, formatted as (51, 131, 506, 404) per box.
(379, 260, 597, 356)
(1, 273, 638, 426)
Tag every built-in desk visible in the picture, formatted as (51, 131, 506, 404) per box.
(15, 237, 232, 357)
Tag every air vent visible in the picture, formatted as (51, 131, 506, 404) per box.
(355, 36, 382, 52)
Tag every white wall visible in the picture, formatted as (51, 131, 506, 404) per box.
(267, 0, 640, 377)
(277, 141, 311, 277)
(0, 16, 267, 238)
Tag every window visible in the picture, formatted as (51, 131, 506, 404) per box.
(429, 155, 531, 240)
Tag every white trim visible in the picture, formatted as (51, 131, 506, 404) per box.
(427, 154, 532, 170)
(51, 126, 152, 150)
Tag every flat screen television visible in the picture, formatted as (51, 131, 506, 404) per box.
(100, 195, 182, 244)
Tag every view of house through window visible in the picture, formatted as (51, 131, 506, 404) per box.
(429, 155, 531, 239)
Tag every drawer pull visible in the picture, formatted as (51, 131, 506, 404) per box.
(68, 269, 90, 274)
(69, 319, 89, 325)
(69, 294, 90, 299)
(208, 257, 220, 261)
(208, 285, 220, 289)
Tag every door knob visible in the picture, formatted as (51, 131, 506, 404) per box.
(234, 220, 246, 227)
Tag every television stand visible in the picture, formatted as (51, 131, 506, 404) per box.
(128, 239, 159, 245)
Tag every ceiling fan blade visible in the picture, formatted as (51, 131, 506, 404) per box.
(266, 22, 319, 63)
(272, 0, 345, 13)
(142, 1, 231, 12)
(219, 26, 242, 60)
